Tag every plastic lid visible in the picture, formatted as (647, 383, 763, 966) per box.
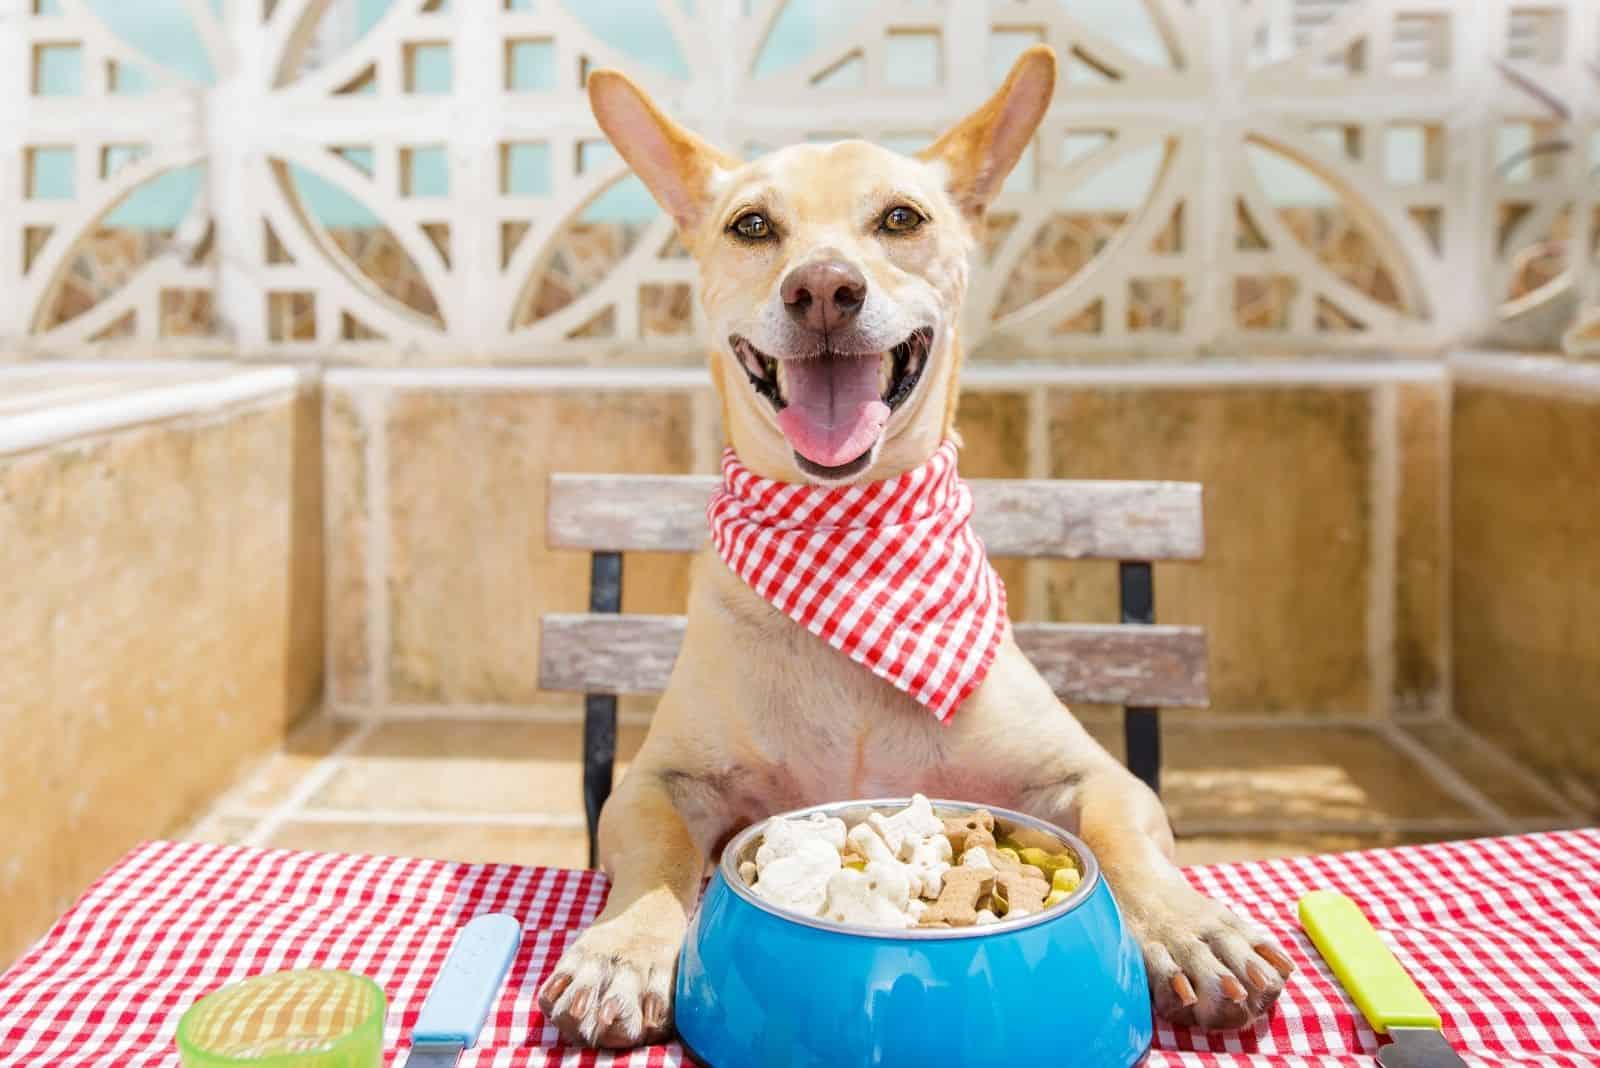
(175, 970, 386, 1067)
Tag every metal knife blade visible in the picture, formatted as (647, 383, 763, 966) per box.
(398, 913, 523, 1068)
(401, 1042, 466, 1068)
(1377, 1027, 1470, 1068)
(1299, 891, 1471, 1068)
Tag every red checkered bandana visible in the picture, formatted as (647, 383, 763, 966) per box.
(707, 440, 1006, 722)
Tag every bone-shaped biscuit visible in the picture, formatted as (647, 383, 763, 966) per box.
(940, 810, 995, 855)
(918, 866, 996, 927)
(867, 794, 944, 857)
(847, 820, 949, 899)
(822, 861, 915, 928)
(993, 869, 1050, 916)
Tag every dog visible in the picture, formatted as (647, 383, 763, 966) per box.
(537, 46, 1293, 1049)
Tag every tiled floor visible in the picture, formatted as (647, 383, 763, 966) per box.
(181, 709, 1586, 869)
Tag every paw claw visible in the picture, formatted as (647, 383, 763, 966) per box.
(643, 991, 669, 1030)
(1257, 943, 1296, 977)
(540, 971, 572, 1004)
(538, 918, 680, 1049)
(1126, 880, 1290, 1032)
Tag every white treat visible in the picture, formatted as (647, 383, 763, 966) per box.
(822, 862, 916, 928)
(751, 837, 839, 915)
(866, 794, 943, 857)
(959, 847, 995, 870)
(901, 831, 953, 899)
(738, 860, 757, 884)
(847, 821, 900, 868)
(756, 813, 847, 873)
(975, 909, 1000, 926)
(850, 807, 950, 899)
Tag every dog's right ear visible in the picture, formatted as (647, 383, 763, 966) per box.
(588, 70, 738, 234)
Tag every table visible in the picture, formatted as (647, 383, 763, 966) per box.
(1, 829, 1596, 1066)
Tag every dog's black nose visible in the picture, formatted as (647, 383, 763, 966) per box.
(782, 259, 866, 333)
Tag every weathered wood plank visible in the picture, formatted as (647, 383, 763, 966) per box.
(1013, 623, 1208, 708)
(547, 474, 1204, 560)
(539, 614, 1208, 707)
(540, 614, 689, 697)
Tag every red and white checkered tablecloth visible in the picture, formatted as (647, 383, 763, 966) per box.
(1, 829, 1597, 1067)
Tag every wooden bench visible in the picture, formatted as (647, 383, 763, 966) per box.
(540, 473, 1208, 866)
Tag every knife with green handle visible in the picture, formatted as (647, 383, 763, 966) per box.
(1298, 890, 1468, 1068)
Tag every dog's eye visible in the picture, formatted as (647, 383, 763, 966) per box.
(880, 206, 924, 233)
(731, 212, 774, 240)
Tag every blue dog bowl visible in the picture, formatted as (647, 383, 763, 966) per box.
(675, 799, 1151, 1068)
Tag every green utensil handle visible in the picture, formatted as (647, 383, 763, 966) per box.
(1298, 890, 1442, 1034)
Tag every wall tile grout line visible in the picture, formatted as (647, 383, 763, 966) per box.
(1425, 719, 1590, 822)
(1372, 719, 1515, 834)
(1368, 382, 1399, 722)
(365, 387, 392, 713)
(240, 718, 378, 848)
(1436, 372, 1455, 720)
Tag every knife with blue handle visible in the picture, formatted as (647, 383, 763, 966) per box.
(401, 913, 522, 1068)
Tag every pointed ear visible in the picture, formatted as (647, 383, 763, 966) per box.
(587, 69, 739, 232)
(919, 45, 1056, 217)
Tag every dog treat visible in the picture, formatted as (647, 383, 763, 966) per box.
(994, 869, 1050, 916)
(750, 813, 847, 914)
(867, 794, 943, 857)
(919, 866, 995, 927)
(958, 846, 995, 870)
(739, 796, 1084, 930)
(847, 819, 951, 899)
(940, 810, 995, 855)
(751, 836, 839, 914)
(823, 863, 916, 927)
(1018, 846, 1079, 884)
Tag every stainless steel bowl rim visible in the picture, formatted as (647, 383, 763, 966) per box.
(716, 797, 1103, 940)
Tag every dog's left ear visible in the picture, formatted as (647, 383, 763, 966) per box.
(919, 45, 1056, 217)
(588, 69, 740, 234)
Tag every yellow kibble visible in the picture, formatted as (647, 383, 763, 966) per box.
(996, 847, 1022, 865)
(1019, 847, 1079, 881)
(843, 858, 866, 872)
(1044, 888, 1073, 908)
(1051, 867, 1081, 894)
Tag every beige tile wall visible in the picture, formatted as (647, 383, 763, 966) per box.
(0, 376, 324, 968)
(1452, 360, 1600, 815)
(324, 378, 705, 713)
(325, 368, 1449, 724)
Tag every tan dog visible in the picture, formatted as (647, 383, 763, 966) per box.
(537, 47, 1293, 1048)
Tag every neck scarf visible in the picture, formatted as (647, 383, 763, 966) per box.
(706, 441, 1006, 722)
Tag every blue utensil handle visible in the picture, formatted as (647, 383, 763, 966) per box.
(412, 913, 523, 1047)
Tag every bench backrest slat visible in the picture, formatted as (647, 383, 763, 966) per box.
(547, 475, 1204, 560)
(539, 614, 1208, 707)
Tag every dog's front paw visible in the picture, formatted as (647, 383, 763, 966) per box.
(1123, 877, 1295, 1032)
(537, 916, 681, 1048)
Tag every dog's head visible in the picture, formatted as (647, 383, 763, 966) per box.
(588, 47, 1055, 484)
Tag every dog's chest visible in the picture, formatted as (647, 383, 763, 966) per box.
(703, 570, 954, 795)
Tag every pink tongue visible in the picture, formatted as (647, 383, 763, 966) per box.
(776, 354, 889, 467)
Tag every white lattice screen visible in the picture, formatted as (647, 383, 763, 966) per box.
(2, 0, 1597, 363)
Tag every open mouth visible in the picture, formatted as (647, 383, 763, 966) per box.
(730, 326, 934, 477)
